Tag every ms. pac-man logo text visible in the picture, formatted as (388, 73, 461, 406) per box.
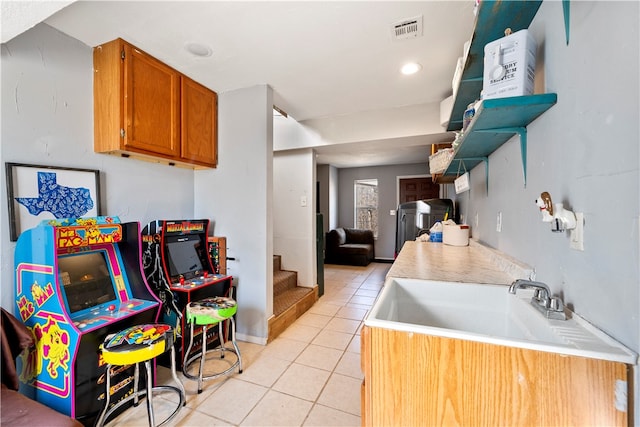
(57, 224, 122, 248)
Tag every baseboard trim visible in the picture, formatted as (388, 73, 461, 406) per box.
(236, 333, 268, 346)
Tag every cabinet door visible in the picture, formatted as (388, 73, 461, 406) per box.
(181, 76, 217, 167)
(123, 43, 180, 158)
(368, 328, 628, 426)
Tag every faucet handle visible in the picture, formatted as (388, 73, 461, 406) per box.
(533, 288, 549, 302)
(549, 297, 564, 312)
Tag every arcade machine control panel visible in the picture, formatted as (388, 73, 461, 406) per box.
(71, 300, 157, 332)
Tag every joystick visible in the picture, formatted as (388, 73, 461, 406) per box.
(107, 304, 116, 312)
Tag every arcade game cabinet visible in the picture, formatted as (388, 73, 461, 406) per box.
(142, 219, 233, 368)
(13, 217, 161, 426)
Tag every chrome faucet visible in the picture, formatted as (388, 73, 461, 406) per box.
(509, 279, 566, 320)
(509, 279, 551, 305)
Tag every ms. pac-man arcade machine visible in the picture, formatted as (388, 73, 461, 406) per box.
(14, 216, 161, 426)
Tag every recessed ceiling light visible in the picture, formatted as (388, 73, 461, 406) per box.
(401, 62, 422, 75)
(185, 42, 213, 58)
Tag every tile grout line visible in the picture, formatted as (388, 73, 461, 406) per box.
(148, 264, 389, 427)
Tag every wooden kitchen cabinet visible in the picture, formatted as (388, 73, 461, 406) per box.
(181, 76, 217, 166)
(93, 38, 217, 168)
(361, 326, 629, 426)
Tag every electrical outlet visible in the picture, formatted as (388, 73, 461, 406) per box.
(496, 211, 502, 232)
(475, 212, 479, 228)
(300, 195, 307, 207)
(390, 210, 396, 216)
(570, 212, 584, 251)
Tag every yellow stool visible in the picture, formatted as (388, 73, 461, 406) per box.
(183, 297, 242, 393)
(96, 324, 185, 427)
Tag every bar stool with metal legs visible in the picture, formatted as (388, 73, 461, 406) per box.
(183, 296, 242, 393)
(96, 324, 185, 427)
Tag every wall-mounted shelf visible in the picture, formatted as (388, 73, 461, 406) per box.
(447, 0, 543, 131)
(443, 93, 557, 189)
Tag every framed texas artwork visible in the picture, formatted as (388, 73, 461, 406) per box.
(5, 163, 101, 241)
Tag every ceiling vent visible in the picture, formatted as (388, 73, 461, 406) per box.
(392, 15, 423, 41)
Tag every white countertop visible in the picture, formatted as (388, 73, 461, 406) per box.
(387, 239, 534, 285)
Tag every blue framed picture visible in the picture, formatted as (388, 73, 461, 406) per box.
(5, 163, 101, 241)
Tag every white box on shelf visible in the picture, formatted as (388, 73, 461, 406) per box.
(439, 95, 454, 128)
(483, 29, 536, 100)
(452, 56, 464, 94)
(463, 40, 471, 61)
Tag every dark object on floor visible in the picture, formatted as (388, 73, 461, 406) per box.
(1, 308, 83, 427)
(325, 228, 375, 266)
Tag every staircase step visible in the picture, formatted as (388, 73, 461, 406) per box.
(274, 269, 297, 296)
(269, 286, 317, 342)
(269, 254, 318, 342)
(273, 287, 314, 317)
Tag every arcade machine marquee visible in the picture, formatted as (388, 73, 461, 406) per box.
(14, 217, 161, 426)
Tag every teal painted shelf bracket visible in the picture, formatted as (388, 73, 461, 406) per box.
(455, 157, 489, 193)
(563, 0, 570, 45)
(475, 127, 528, 188)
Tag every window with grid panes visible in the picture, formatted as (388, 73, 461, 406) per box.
(354, 179, 378, 238)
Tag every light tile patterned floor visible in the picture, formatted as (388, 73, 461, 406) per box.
(109, 262, 390, 426)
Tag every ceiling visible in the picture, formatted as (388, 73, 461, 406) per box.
(2, 1, 478, 168)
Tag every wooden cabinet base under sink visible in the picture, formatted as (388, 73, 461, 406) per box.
(361, 326, 629, 426)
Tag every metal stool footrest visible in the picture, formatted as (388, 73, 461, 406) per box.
(98, 383, 184, 427)
(183, 345, 241, 381)
(183, 297, 243, 393)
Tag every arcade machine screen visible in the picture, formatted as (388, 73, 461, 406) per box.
(58, 251, 117, 315)
(165, 234, 205, 283)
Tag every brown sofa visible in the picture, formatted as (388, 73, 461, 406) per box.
(1, 308, 83, 427)
(325, 228, 375, 266)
